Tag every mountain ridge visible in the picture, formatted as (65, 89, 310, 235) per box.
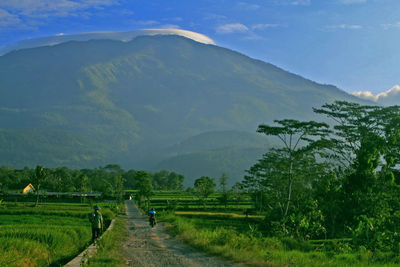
(0, 29, 216, 55)
(0, 34, 369, 185)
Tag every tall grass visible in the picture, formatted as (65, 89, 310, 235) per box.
(87, 215, 127, 267)
(161, 212, 400, 267)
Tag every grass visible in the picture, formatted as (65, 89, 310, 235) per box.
(160, 211, 400, 267)
(175, 211, 263, 218)
(0, 201, 117, 267)
(87, 214, 127, 267)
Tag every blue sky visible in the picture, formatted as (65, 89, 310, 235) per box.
(1, 0, 399, 96)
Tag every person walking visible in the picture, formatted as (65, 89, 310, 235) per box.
(89, 205, 103, 244)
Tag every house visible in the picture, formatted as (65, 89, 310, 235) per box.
(23, 184, 35, 194)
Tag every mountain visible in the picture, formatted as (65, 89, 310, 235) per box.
(0, 29, 215, 55)
(0, 31, 366, 186)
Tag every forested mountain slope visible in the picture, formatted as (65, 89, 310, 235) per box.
(0, 34, 365, 185)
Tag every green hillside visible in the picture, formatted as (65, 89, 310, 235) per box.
(0, 35, 366, 185)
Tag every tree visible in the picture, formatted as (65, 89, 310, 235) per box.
(312, 172, 342, 238)
(123, 169, 138, 189)
(218, 173, 230, 209)
(219, 173, 228, 192)
(50, 167, 74, 192)
(134, 171, 154, 209)
(257, 119, 330, 218)
(230, 182, 246, 209)
(193, 176, 216, 208)
(104, 164, 123, 173)
(243, 149, 289, 216)
(153, 170, 170, 190)
(75, 174, 91, 192)
(244, 146, 330, 238)
(153, 170, 185, 190)
(113, 174, 125, 203)
(0, 167, 15, 192)
(313, 101, 382, 170)
(32, 165, 47, 207)
(314, 101, 400, 226)
(167, 172, 184, 191)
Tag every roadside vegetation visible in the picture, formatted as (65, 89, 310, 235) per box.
(87, 213, 127, 267)
(156, 201, 400, 266)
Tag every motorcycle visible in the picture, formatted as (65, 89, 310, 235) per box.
(149, 214, 156, 227)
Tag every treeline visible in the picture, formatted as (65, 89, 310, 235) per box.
(239, 101, 400, 252)
(0, 164, 184, 194)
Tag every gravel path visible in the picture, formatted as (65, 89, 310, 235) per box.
(122, 200, 240, 267)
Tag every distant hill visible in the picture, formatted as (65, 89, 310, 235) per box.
(0, 33, 366, 186)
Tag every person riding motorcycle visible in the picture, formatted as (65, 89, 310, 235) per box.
(149, 208, 156, 227)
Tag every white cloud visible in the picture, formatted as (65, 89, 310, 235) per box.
(243, 32, 263, 40)
(291, 0, 311, 5)
(140, 29, 216, 45)
(326, 24, 362, 30)
(0, 0, 119, 18)
(352, 90, 379, 102)
(203, 13, 227, 21)
(252, 23, 279, 30)
(382, 22, 400, 30)
(159, 24, 180, 29)
(275, 0, 311, 6)
(135, 20, 159, 26)
(216, 23, 249, 34)
(167, 17, 183, 22)
(352, 85, 400, 104)
(0, 8, 20, 26)
(339, 0, 366, 4)
(237, 2, 260, 10)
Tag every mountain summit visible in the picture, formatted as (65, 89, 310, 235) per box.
(0, 33, 363, 185)
(0, 29, 215, 55)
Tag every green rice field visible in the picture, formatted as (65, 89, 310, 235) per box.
(145, 191, 253, 213)
(0, 202, 115, 267)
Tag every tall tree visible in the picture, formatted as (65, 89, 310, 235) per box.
(113, 174, 125, 203)
(152, 170, 184, 190)
(313, 101, 381, 170)
(218, 173, 230, 209)
(219, 173, 228, 192)
(32, 165, 47, 207)
(134, 171, 154, 209)
(314, 101, 400, 226)
(257, 119, 330, 218)
(167, 172, 184, 191)
(194, 176, 216, 208)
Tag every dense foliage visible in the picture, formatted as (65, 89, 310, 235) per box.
(242, 101, 400, 252)
(0, 164, 184, 196)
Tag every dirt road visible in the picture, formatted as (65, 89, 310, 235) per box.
(122, 200, 240, 267)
